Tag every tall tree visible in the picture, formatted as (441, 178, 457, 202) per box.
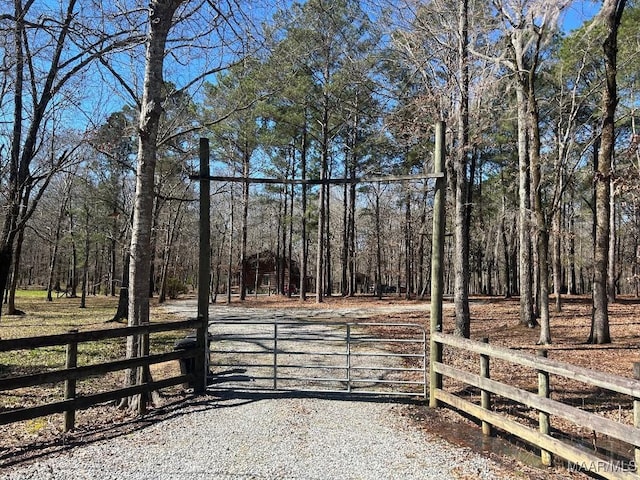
(388, 0, 494, 329)
(264, 0, 378, 302)
(123, 0, 185, 407)
(589, 0, 627, 344)
(454, 0, 471, 337)
(486, 0, 566, 334)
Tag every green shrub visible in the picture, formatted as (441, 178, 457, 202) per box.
(166, 277, 188, 299)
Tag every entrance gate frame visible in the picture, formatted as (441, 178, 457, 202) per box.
(193, 122, 446, 399)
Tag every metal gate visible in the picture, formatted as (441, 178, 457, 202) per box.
(208, 320, 426, 398)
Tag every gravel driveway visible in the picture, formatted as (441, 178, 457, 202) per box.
(2, 392, 517, 480)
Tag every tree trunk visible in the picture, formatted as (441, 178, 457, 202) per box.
(494, 223, 502, 295)
(324, 176, 332, 297)
(226, 187, 235, 304)
(499, 184, 511, 298)
(7, 179, 33, 315)
(148, 196, 163, 298)
(404, 186, 412, 300)
(122, 0, 184, 410)
(608, 172, 617, 303)
(0, 0, 26, 321)
(109, 252, 129, 323)
(529, 85, 551, 345)
(275, 188, 283, 294)
(417, 186, 428, 299)
(212, 248, 221, 304)
(348, 169, 356, 296)
(287, 165, 294, 298)
(7, 227, 25, 316)
(590, 0, 625, 344)
(341, 170, 349, 296)
(80, 206, 90, 309)
(110, 216, 118, 297)
(345, 108, 358, 297)
(315, 146, 326, 303)
(46, 201, 64, 302)
(280, 170, 288, 295)
(69, 212, 78, 298)
(567, 196, 577, 295)
(552, 205, 563, 312)
(508, 25, 536, 328)
(159, 202, 186, 303)
(516, 85, 534, 326)
(453, 0, 471, 338)
(158, 215, 172, 304)
(485, 229, 494, 296)
(93, 239, 101, 296)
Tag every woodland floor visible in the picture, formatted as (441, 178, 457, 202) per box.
(2, 293, 640, 478)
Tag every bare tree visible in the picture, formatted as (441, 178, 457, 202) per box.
(481, 0, 566, 337)
(121, 0, 186, 408)
(0, 0, 140, 320)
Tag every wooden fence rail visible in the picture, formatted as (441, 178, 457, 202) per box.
(0, 318, 204, 430)
(431, 331, 640, 480)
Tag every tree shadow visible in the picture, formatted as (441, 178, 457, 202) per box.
(0, 382, 424, 472)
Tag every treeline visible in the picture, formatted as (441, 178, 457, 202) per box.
(1, 0, 639, 345)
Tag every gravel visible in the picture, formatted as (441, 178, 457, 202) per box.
(1, 394, 517, 480)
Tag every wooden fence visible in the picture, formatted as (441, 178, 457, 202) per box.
(0, 318, 205, 431)
(431, 331, 640, 480)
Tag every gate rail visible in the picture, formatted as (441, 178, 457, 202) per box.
(208, 320, 426, 398)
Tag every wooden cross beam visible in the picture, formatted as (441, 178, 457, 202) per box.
(190, 172, 443, 185)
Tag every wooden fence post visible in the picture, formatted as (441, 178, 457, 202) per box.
(64, 329, 78, 432)
(480, 337, 491, 436)
(538, 349, 552, 466)
(195, 137, 211, 394)
(632, 362, 640, 468)
(429, 121, 446, 408)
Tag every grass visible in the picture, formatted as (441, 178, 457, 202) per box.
(1, 293, 125, 378)
(10, 289, 49, 299)
(0, 291, 191, 409)
(2, 290, 119, 337)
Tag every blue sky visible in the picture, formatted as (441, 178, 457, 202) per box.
(562, 0, 601, 32)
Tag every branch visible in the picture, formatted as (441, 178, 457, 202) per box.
(96, 56, 141, 109)
(16, 144, 82, 232)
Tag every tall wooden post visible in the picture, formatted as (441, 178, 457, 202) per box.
(195, 138, 211, 394)
(430, 121, 446, 408)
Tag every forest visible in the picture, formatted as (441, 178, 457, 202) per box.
(1, 0, 638, 348)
